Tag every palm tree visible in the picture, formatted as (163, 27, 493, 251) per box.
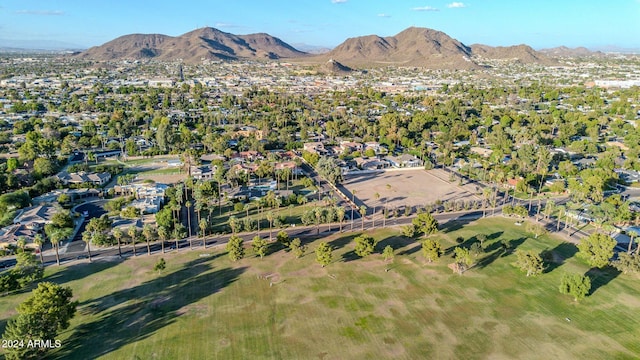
(556, 205, 566, 231)
(157, 226, 167, 254)
(351, 189, 357, 231)
(81, 231, 93, 262)
(314, 207, 323, 235)
(359, 206, 367, 230)
(266, 211, 274, 241)
(373, 192, 380, 229)
(142, 224, 154, 255)
(33, 234, 44, 264)
(384, 184, 392, 228)
(128, 226, 138, 257)
(113, 228, 123, 258)
(199, 218, 207, 248)
(628, 230, 638, 254)
(185, 201, 193, 240)
(16, 237, 26, 253)
(336, 206, 345, 233)
(46, 226, 71, 266)
(185, 201, 193, 249)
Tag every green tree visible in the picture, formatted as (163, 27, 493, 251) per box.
(2, 282, 77, 360)
(514, 249, 544, 276)
(354, 234, 377, 258)
(289, 238, 306, 258)
(611, 252, 640, 274)
(559, 273, 591, 301)
(577, 233, 616, 268)
(315, 156, 342, 184)
(412, 212, 439, 237)
(382, 245, 394, 262)
(401, 225, 416, 238)
(421, 238, 443, 262)
(154, 258, 166, 274)
(252, 236, 268, 259)
(315, 241, 333, 267)
(12, 252, 43, 288)
(452, 247, 474, 274)
(276, 230, 290, 247)
(226, 235, 245, 261)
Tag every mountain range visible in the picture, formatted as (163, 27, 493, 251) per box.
(76, 26, 597, 69)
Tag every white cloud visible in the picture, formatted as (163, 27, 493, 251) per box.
(447, 2, 466, 8)
(331, 0, 348, 3)
(15, 9, 64, 16)
(412, 6, 439, 12)
(377, 13, 391, 18)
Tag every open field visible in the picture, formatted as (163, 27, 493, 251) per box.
(1, 218, 639, 359)
(343, 169, 481, 210)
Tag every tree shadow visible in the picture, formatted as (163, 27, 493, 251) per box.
(54, 257, 246, 359)
(439, 213, 480, 233)
(44, 258, 124, 285)
(328, 233, 359, 251)
(475, 237, 526, 270)
(541, 242, 578, 274)
(341, 250, 360, 262)
(586, 266, 621, 296)
(0, 318, 6, 336)
(265, 241, 287, 256)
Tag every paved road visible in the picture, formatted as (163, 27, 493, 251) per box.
(37, 209, 485, 266)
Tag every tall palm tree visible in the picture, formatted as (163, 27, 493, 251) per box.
(142, 224, 154, 255)
(33, 234, 44, 264)
(315, 207, 323, 235)
(373, 192, 380, 229)
(359, 206, 367, 230)
(198, 218, 207, 248)
(336, 206, 345, 233)
(113, 228, 123, 258)
(81, 231, 93, 262)
(384, 184, 392, 228)
(157, 226, 167, 254)
(185, 201, 193, 248)
(128, 226, 138, 257)
(266, 211, 274, 241)
(351, 189, 357, 231)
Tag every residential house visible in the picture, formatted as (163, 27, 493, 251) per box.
(13, 204, 59, 231)
(0, 224, 39, 250)
(384, 154, 423, 168)
(56, 171, 112, 186)
(191, 165, 216, 181)
(303, 142, 327, 155)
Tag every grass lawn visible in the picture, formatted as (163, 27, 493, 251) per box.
(1, 218, 639, 359)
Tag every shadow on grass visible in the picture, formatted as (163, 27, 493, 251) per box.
(44, 258, 124, 285)
(0, 318, 7, 336)
(541, 242, 578, 274)
(475, 237, 526, 270)
(54, 257, 246, 359)
(439, 212, 482, 233)
(586, 266, 621, 296)
(328, 233, 359, 251)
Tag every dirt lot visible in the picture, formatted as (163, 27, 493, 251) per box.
(341, 168, 481, 210)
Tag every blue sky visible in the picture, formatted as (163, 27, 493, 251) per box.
(1, 0, 639, 50)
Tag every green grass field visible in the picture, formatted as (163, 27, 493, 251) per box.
(1, 218, 639, 359)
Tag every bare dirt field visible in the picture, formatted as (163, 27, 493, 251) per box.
(341, 168, 481, 210)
